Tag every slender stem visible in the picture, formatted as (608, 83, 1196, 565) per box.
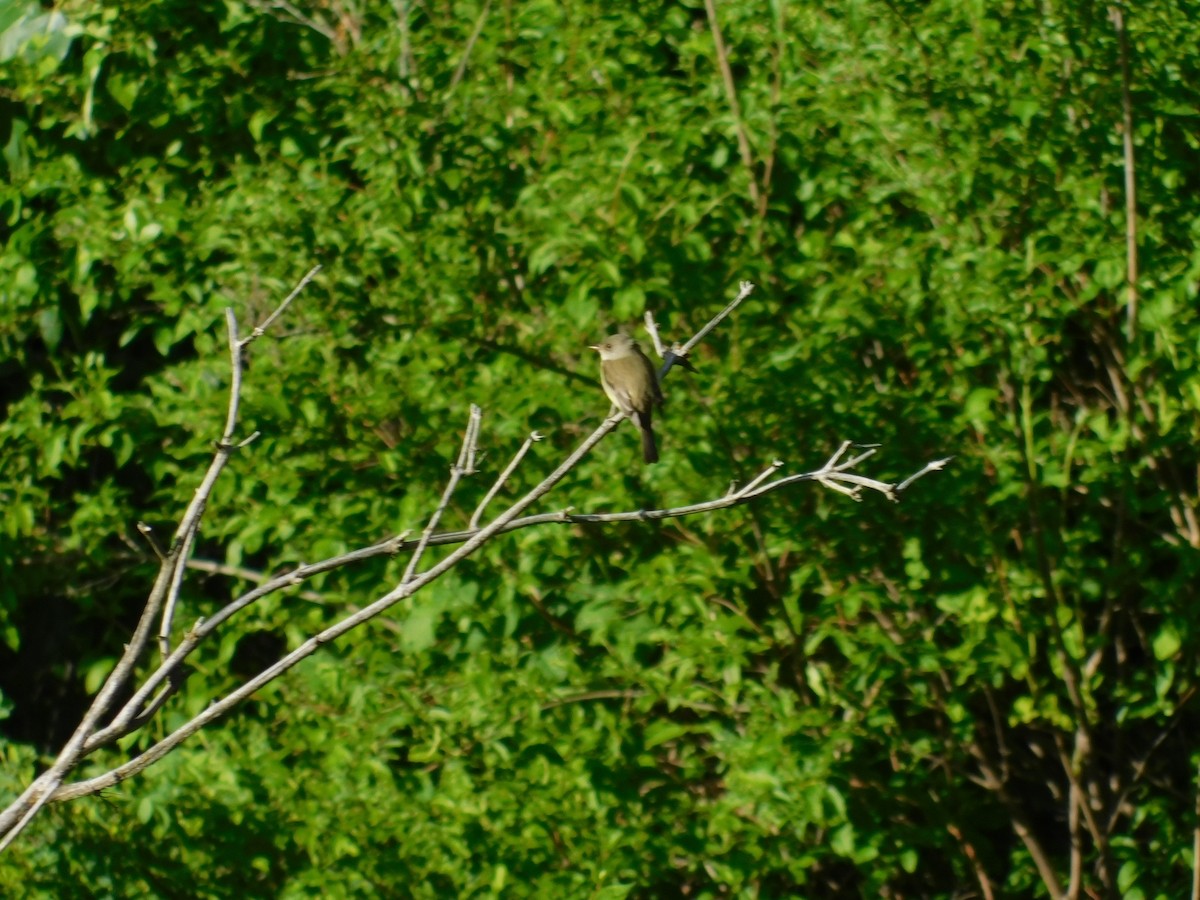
(678, 281, 755, 359)
(1109, 5, 1137, 341)
(448, 0, 492, 93)
(470, 431, 542, 530)
(402, 406, 481, 585)
(702, 0, 760, 207)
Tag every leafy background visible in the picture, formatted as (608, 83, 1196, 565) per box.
(1, 0, 1198, 896)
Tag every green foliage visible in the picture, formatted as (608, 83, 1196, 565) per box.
(2, 0, 1199, 895)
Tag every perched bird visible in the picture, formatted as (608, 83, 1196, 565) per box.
(590, 332, 663, 464)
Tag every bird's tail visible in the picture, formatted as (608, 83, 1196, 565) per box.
(637, 412, 659, 464)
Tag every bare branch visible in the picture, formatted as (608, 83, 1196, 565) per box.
(735, 459, 784, 498)
(247, 265, 322, 345)
(702, 0, 760, 208)
(0, 789, 51, 855)
(136, 522, 166, 561)
(1109, 5, 1138, 341)
(185, 558, 326, 604)
(896, 456, 953, 493)
(458, 403, 483, 475)
(946, 823, 996, 900)
(159, 308, 243, 657)
(676, 281, 755, 361)
(470, 430, 543, 530)
(402, 405, 481, 585)
(643, 309, 697, 373)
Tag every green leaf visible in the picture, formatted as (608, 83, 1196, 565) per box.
(1152, 624, 1182, 661)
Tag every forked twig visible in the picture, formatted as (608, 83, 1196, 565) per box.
(402, 405, 482, 585)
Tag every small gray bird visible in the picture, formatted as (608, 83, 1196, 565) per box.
(590, 332, 663, 464)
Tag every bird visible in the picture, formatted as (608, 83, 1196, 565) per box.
(590, 332, 663, 464)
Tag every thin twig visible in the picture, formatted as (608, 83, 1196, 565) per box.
(136, 522, 166, 561)
(186, 558, 326, 604)
(1105, 685, 1198, 835)
(1055, 731, 1113, 893)
(1109, 5, 1138, 341)
(969, 749, 1066, 900)
(448, 0, 492, 93)
(896, 456, 953, 492)
(159, 308, 243, 657)
(247, 264, 321, 345)
(644, 310, 696, 373)
(402, 405, 481, 585)
(825, 440, 853, 469)
(735, 459, 784, 497)
(469, 431, 543, 530)
(946, 823, 996, 900)
(702, 0, 760, 208)
(458, 403, 482, 475)
(677, 281, 755, 360)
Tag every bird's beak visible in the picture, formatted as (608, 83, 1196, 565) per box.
(588, 344, 600, 351)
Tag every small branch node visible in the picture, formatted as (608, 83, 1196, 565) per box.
(387, 531, 412, 554)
